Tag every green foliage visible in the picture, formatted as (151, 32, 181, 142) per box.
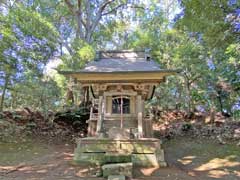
(74, 42, 95, 68)
(59, 39, 95, 70)
(0, 0, 239, 119)
(172, 0, 240, 116)
(0, 3, 60, 111)
(226, 43, 240, 66)
(9, 5, 59, 43)
(0, 118, 25, 142)
(181, 123, 192, 132)
(177, 0, 239, 48)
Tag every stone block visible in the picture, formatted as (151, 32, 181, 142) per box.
(76, 139, 120, 153)
(102, 162, 133, 178)
(121, 142, 157, 153)
(105, 153, 132, 163)
(79, 143, 120, 153)
(158, 161, 167, 167)
(74, 152, 105, 165)
(156, 149, 165, 162)
(108, 175, 126, 180)
(131, 153, 159, 167)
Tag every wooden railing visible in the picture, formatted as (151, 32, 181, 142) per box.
(87, 112, 153, 138)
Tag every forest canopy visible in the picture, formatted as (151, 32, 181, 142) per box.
(0, 0, 239, 118)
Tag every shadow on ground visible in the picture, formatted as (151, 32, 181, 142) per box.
(163, 137, 240, 180)
(0, 137, 239, 180)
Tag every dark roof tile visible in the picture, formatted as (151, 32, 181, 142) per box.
(81, 58, 161, 72)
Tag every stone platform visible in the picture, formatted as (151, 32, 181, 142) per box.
(74, 138, 167, 167)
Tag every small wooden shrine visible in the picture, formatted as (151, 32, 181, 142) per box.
(60, 50, 178, 177)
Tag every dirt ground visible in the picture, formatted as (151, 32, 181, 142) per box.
(0, 137, 239, 180)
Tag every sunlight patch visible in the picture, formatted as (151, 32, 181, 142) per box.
(208, 170, 230, 178)
(178, 156, 196, 165)
(140, 167, 159, 176)
(194, 156, 240, 171)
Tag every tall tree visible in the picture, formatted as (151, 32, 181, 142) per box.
(177, 0, 239, 48)
(63, 0, 135, 44)
(0, 4, 59, 111)
(176, 0, 240, 116)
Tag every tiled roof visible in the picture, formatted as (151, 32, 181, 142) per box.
(81, 58, 161, 72)
(81, 50, 161, 72)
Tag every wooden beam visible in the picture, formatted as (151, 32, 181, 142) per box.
(137, 95, 143, 138)
(96, 96, 103, 135)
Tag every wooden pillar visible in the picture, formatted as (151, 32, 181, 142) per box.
(96, 96, 104, 135)
(137, 95, 143, 138)
(120, 95, 123, 129)
(87, 106, 93, 136)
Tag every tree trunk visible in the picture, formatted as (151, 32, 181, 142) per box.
(0, 74, 10, 112)
(64, 0, 128, 44)
(217, 91, 224, 114)
(209, 106, 215, 124)
(82, 87, 90, 107)
(216, 90, 231, 117)
(175, 81, 182, 110)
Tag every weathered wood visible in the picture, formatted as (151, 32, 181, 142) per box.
(67, 72, 169, 83)
(96, 96, 103, 135)
(144, 117, 153, 138)
(137, 95, 143, 138)
(87, 119, 97, 137)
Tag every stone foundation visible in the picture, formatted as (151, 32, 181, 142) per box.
(74, 138, 166, 167)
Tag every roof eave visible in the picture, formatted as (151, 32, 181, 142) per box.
(58, 69, 181, 75)
(57, 69, 180, 84)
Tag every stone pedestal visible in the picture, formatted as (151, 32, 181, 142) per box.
(74, 138, 166, 167)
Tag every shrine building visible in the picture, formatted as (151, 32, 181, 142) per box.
(59, 50, 179, 174)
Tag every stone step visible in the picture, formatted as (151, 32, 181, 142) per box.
(108, 175, 126, 180)
(102, 162, 133, 178)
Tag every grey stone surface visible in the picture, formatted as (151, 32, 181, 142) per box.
(73, 152, 105, 165)
(131, 152, 167, 167)
(102, 162, 133, 178)
(108, 127, 130, 139)
(158, 161, 168, 167)
(74, 138, 167, 168)
(156, 149, 165, 162)
(104, 153, 131, 163)
(132, 153, 159, 167)
(108, 175, 126, 180)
